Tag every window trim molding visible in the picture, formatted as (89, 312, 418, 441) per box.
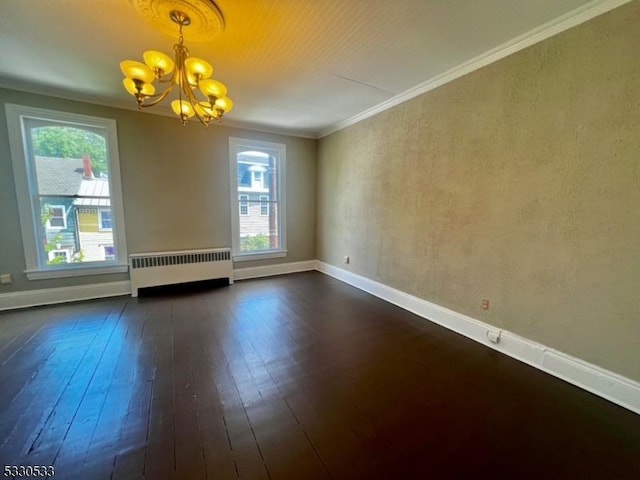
(232, 250, 288, 262)
(5, 104, 128, 279)
(229, 137, 287, 260)
(25, 263, 129, 280)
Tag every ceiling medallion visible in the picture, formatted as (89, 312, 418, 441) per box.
(131, 0, 225, 42)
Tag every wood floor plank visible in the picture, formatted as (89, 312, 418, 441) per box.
(1, 272, 639, 479)
(111, 301, 165, 480)
(138, 299, 176, 480)
(0, 302, 123, 469)
(34, 301, 129, 476)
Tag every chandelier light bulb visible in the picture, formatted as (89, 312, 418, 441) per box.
(120, 60, 155, 84)
(123, 78, 156, 96)
(214, 96, 233, 113)
(185, 57, 213, 80)
(171, 99, 195, 123)
(199, 79, 227, 99)
(143, 50, 175, 77)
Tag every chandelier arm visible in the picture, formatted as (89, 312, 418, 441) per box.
(182, 74, 211, 124)
(138, 82, 176, 107)
(182, 68, 212, 126)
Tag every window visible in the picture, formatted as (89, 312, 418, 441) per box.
(103, 245, 115, 260)
(239, 195, 249, 216)
(99, 210, 112, 230)
(46, 205, 67, 229)
(260, 195, 269, 216)
(6, 104, 128, 279)
(48, 249, 70, 264)
(229, 137, 286, 260)
(252, 169, 264, 189)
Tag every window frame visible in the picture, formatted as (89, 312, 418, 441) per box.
(5, 104, 128, 279)
(229, 137, 287, 261)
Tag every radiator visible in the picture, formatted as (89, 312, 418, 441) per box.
(129, 247, 233, 297)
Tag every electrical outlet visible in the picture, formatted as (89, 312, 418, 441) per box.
(344, 256, 350, 264)
(0, 273, 12, 284)
(481, 299, 490, 310)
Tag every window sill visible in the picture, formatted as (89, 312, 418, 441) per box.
(26, 263, 129, 280)
(233, 250, 287, 262)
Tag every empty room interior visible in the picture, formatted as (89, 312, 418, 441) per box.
(0, 0, 639, 479)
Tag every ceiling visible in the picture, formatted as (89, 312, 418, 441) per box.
(0, 0, 623, 138)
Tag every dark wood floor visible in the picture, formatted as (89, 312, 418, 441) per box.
(0, 271, 638, 479)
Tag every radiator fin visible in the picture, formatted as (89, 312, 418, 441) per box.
(131, 250, 231, 269)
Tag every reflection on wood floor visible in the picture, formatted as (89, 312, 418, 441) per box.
(1, 271, 639, 479)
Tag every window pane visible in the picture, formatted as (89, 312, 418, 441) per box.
(239, 202, 279, 252)
(49, 218, 65, 228)
(29, 123, 115, 265)
(31, 126, 110, 183)
(236, 151, 277, 252)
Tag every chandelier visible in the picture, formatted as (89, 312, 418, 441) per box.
(120, 8, 233, 126)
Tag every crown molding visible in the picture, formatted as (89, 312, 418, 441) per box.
(318, 0, 634, 138)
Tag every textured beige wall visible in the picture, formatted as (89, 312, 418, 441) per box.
(0, 89, 316, 293)
(317, 2, 640, 381)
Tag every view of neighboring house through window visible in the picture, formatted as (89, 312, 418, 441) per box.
(6, 104, 128, 278)
(229, 137, 286, 260)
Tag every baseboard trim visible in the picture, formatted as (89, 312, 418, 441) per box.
(0, 281, 131, 311)
(234, 260, 317, 281)
(316, 261, 640, 415)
